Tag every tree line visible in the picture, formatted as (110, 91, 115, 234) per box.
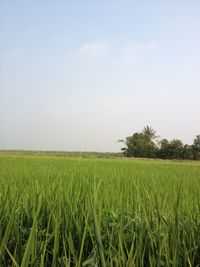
(119, 126, 200, 160)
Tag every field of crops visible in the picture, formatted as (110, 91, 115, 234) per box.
(0, 154, 200, 267)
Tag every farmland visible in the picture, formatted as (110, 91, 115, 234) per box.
(0, 154, 200, 266)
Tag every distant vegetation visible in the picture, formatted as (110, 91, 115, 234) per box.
(0, 150, 122, 159)
(120, 126, 200, 160)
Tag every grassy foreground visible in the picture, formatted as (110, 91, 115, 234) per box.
(0, 154, 200, 266)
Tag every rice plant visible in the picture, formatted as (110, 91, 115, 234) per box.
(0, 154, 200, 266)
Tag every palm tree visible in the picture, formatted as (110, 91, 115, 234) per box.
(142, 125, 157, 140)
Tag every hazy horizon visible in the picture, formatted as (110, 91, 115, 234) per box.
(1, 0, 200, 152)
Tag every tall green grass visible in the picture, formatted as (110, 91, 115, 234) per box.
(0, 155, 200, 266)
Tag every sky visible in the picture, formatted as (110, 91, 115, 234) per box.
(0, 0, 200, 152)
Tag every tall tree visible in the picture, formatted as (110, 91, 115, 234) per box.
(182, 144, 193, 160)
(157, 139, 170, 159)
(120, 127, 200, 160)
(194, 135, 200, 147)
(169, 139, 184, 159)
(142, 126, 157, 140)
(192, 135, 200, 160)
(120, 127, 157, 158)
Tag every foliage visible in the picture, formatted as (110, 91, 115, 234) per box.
(122, 133, 156, 158)
(0, 155, 200, 266)
(121, 126, 200, 160)
(192, 135, 200, 160)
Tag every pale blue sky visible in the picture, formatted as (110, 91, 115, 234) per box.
(0, 0, 200, 152)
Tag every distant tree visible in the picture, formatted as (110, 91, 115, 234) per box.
(182, 144, 194, 160)
(169, 139, 184, 159)
(120, 127, 200, 160)
(120, 126, 157, 158)
(192, 135, 200, 160)
(157, 138, 184, 159)
(157, 139, 170, 159)
(194, 135, 200, 147)
(142, 126, 157, 140)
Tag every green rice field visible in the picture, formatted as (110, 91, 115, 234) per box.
(0, 154, 200, 266)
